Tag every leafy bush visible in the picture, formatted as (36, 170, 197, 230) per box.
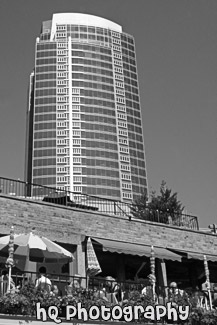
(2, 284, 217, 324)
(189, 308, 217, 325)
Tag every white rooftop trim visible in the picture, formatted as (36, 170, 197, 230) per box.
(50, 13, 122, 40)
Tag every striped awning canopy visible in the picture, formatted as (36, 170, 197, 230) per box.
(92, 238, 182, 261)
(86, 237, 102, 277)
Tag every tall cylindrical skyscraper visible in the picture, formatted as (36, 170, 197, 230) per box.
(25, 13, 148, 203)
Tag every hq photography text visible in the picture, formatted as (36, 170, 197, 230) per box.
(36, 302, 190, 323)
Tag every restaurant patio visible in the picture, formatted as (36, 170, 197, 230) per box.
(0, 228, 217, 324)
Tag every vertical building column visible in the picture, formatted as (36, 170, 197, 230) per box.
(156, 259, 168, 297)
(56, 37, 68, 190)
(111, 32, 132, 203)
(76, 242, 86, 278)
(68, 36, 74, 194)
(69, 253, 77, 277)
(116, 255, 125, 282)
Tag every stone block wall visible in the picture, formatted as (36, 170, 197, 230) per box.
(0, 194, 216, 255)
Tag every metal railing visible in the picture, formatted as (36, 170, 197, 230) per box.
(131, 207, 199, 230)
(4, 271, 89, 297)
(1, 270, 213, 309)
(0, 176, 199, 230)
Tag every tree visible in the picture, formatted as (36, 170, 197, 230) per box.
(131, 181, 184, 224)
(149, 181, 184, 214)
(130, 190, 149, 220)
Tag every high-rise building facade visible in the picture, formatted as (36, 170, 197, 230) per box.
(25, 13, 148, 203)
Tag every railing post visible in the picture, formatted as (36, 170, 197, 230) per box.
(157, 210, 159, 223)
(25, 182, 27, 198)
(196, 217, 199, 230)
(166, 209, 170, 225)
(114, 201, 116, 215)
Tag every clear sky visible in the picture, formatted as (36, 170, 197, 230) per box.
(0, 0, 216, 228)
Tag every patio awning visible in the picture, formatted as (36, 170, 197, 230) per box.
(93, 238, 182, 261)
(167, 249, 217, 262)
(186, 252, 217, 262)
